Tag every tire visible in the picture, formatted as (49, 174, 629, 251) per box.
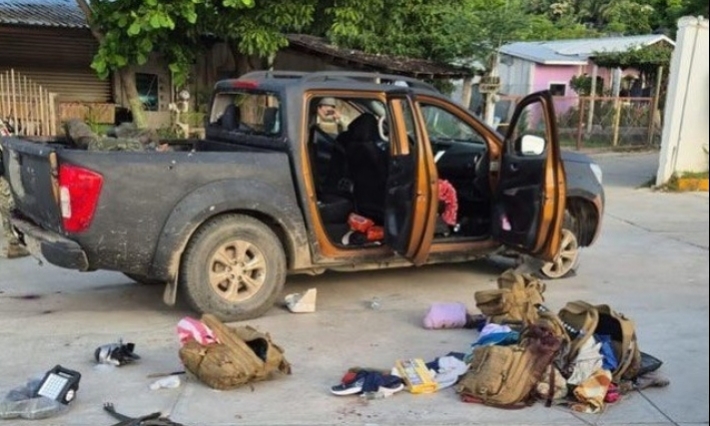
(123, 273, 165, 286)
(539, 213, 580, 279)
(179, 214, 286, 321)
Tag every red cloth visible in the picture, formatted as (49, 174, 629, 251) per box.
(438, 179, 458, 226)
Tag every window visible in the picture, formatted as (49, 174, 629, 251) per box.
(549, 83, 567, 97)
(419, 104, 485, 145)
(210, 92, 281, 136)
(135, 73, 159, 111)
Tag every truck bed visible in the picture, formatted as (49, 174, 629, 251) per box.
(1, 136, 300, 275)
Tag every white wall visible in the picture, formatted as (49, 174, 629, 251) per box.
(657, 16, 709, 185)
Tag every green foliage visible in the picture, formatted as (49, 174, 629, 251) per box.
(87, 0, 255, 88)
(569, 75, 604, 96)
(593, 43, 673, 74)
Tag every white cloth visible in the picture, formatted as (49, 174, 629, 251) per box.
(433, 356, 469, 390)
(567, 336, 604, 386)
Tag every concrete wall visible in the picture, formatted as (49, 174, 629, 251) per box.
(657, 16, 709, 185)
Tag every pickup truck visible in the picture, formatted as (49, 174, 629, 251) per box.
(1, 70, 604, 321)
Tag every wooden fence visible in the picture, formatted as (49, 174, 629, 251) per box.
(0, 69, 57, 136)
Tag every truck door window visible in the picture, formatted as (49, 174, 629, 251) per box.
(418, 102, 491, 240)
(210, 92, 281, 136)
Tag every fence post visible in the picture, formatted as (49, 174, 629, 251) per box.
(10, 69, 18, 131)
(612, 96, 622, 147)
(576, 96, 585, 150)
(49, 93, 57, 136)
(647, 65, 663, 147)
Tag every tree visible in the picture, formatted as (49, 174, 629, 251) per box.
(77, 0, 257, 128)
(77, 0, 317, 127)
(200, 0, 316, 76)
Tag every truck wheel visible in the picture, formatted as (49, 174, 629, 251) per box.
(539, 213, 580, 279)
(123, 273, 164, 286)
(179, 214, 286, 321)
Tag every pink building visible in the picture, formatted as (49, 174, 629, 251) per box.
(496, 34, 675, 123)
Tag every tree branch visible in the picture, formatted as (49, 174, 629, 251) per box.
(75, 0, 105, 42)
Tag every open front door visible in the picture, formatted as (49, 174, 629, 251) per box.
(384, 96, 437, 265)
(491, 91, 566, 261)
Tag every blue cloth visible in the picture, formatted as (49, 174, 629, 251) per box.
(595, 334, 619, 371)
(471, 331, 520, 348)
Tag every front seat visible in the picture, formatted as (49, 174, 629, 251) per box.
(220, 104, 240, 131)
(345, 113, 388, 223)
(262, 106, 279, 134)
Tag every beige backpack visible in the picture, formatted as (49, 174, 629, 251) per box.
(178, 314, 291, 390)
(457, 324, 562, 407)
(558, 301, 641, 382)
(474, 270, 546, 328)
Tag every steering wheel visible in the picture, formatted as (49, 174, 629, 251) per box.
(377, 116, 389, 142)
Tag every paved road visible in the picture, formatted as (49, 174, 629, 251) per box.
(0, 151, 707, 425)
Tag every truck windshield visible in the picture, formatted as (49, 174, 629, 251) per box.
(209, 91, 281, 136)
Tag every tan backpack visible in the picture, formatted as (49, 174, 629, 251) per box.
(457, 324, 561, 407)
(558, 301, 641, 382)
(178, 314, 291, 390)
(474, 270, 546, 328)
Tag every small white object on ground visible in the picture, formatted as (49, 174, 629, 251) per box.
(149, 375, 181, 390)
(284, 288, 317, 313)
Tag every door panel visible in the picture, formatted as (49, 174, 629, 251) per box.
(384, 153, 417, 254)
(491, 91, 566, 260)
(383, 96, 436, 264)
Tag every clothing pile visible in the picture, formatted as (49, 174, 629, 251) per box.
(455, 269, 669, 411)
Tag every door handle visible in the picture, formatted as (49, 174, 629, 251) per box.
(509, 163, 519, 172)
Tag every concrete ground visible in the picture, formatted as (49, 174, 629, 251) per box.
(0, 151, 707, 426)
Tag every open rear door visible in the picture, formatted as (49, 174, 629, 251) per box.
(384, 96, 437, 265)
(491, 91, 566, 261)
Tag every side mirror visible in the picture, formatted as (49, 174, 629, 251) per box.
(520, 134, 545, 156)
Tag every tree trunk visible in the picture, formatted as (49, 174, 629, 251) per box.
(76, 0, 146, 128)
(118, 67, 147, 129)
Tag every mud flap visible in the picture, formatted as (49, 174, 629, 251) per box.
(163, 277, 178, 306)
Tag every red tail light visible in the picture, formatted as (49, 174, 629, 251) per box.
(59, 164, 103, 233)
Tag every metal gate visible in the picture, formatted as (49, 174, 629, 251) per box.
(0, 69, 58, 136)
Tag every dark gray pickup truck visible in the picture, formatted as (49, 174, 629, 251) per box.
(1, 71, 604, 320)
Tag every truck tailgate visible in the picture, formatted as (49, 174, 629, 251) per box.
(1, 137, 63, 233)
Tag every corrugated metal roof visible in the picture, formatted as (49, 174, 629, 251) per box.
(0, 0, 88, 28)
(500, 34, 675, 65)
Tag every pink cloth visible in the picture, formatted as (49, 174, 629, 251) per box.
(423, 302, 468, 329)
(438, 179, 458, 226)
(177, 317, 217, 346)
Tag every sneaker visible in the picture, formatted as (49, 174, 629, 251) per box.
(330, 377, 365, 396)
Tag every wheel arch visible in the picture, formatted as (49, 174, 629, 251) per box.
(149, 180, 312, 284)
(565, 195, 602, 247)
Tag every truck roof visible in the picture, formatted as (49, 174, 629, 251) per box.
(213, 70, 442, 96)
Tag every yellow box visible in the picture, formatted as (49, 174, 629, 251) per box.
(395, 358, 438, 394)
